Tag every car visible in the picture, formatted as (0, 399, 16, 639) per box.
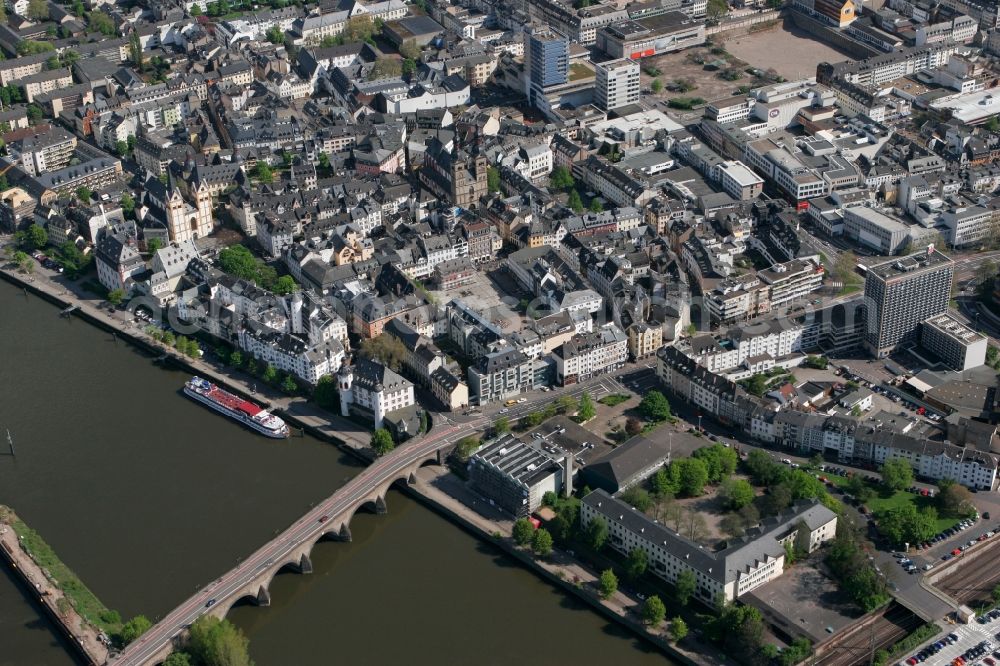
(205, 599, 217, 607)
(516, 398, 527, 403)
(318, 515, 328, 523)
(499, 408, 509, 413)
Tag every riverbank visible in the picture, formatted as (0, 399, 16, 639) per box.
(404, 467, 729, 666)
(0, 260, 716, 666)
(0, 506, 109, 666)
(0, 260, 375, 453)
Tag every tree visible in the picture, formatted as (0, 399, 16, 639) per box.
(992, 584, 1000, 607)
(118, 615, 152, 645)
(639, 390, 671, 422)
(652, 468, 674, 498)
(584, 516, 608, 551)
(368, 57, 401, 80)
(881, 458, 913, 492)
(555, 394, 577, 414)
(671, 458, 709, 497)
(128, 31, 144, 72)
(567, 189, 584, 213)
(262, 364, 279, 384)
(707, 0, 729, 19)
(76, 186, 92, 203)
(17, 41, 54, 56)
(650, 78, 663, 94)
(88, 10, 117, 36)
(578, 392, 595, 421)
(107, 288, 126, 306)
(45, 54, 60, 70)
(317, 152, 331, 172)
(396, 41, 420, 62)
(549, 166, 574, 190)
(742, 373, 769, 396)
(846, 474, 875, 504)
(531, 527, 553, 557)
(371, 428, 394, 456)
(599, 569, 618, 599)
(358, 335, 407, 372)
(229, 349, 243, 367)
(20, 223, 47, 250)
(745, 450, 787, 486)
(937, 480, 975, 518)
(313, 374, 338, 410)
(493, 416, 510, 436)
(683, 508, 707, 541)
(621, 486, 652, 512)
(625, 417, 643, 436)
(626, 547, 648, 580)
(692, 443, 738, 483)
(121, 192, 135, 218)
(253, 161, 273, 183)
(675, 569, 696, 606)
(589, 198, 603, 213)
(401, 57, 416, 77)
(454, 435, 480, 462)
(642, 595, 666, 625)
(25, 103, 43, 124)
(27, 0, 48, 20)
(512, 517, 534, 545)
(759, 484, 793, 516)
(487, 166, 500, 192)
(272, 275, 297, 295)
(720, 477, 754, 510)
(163, 653, 192, 666)
(720, 512, 745, 538)
(876, 503, 937, 546)
(670, 616, 689, 642)
(190, 2, 202, 14)
(266, 25, 284, 43)
(116, 140, 129, 157)
(780, 638, 813, 666)
(186, 616, 252, 666)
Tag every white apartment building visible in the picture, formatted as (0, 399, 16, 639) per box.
(595, 58, 640, 111)
(551, 324, 628, 385)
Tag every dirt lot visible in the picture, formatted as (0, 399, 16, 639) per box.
(639, 20, 857, 111)
(723, 21, 856, 81)
(639, 45, 751, 111)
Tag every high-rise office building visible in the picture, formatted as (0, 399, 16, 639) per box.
(863, 247, 954, 358)
(594, 58, 640, 111)
(526, 27, 568, 107)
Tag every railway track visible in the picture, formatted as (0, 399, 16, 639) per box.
(936, 540, 1000, 607)
(813, 604, 923, 666)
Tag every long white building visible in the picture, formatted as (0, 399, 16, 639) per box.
(581, 490, 837, 603)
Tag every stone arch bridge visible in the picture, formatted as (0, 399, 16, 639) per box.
(113, 425, 460, 666)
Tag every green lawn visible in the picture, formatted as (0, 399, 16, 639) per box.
(598, 394, 630, 407)
(865, 490, 958, 534)
(568, 63, 593, 81)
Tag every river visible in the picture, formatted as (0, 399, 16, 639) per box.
(0, 278, 672, 665)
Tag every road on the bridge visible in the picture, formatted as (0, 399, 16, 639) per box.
(112, 422, 463, 665)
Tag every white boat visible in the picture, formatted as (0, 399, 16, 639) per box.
(183, 377, 289, 439)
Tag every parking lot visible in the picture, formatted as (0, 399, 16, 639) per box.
(901, 613, 1000, 666)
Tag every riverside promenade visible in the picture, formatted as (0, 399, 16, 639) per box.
(0, 511, 109, 666)
(1, 254, 726, 666)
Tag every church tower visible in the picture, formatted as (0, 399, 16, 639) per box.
(338, 361, 353, 417)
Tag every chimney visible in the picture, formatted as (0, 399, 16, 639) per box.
(563, 452, 573, 498)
